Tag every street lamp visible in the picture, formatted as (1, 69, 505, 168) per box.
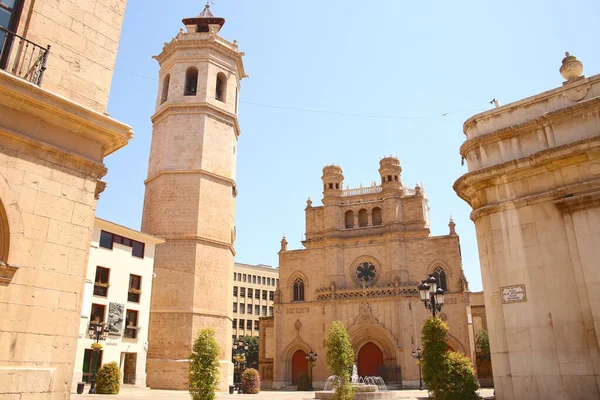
(87, 321, 108, 394)
(305, 351, 318, 390)
(418, 274, 445, 318)
(411, 347, 423, 390)
(232, 340, 248, 394)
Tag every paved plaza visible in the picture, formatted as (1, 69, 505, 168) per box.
(72, 386, 495, 400)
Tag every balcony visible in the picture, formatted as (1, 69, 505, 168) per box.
(0, 26, 50, 86)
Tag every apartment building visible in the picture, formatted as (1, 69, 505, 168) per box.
(72, 218, 163, 391)
(232, 263, 279, 340)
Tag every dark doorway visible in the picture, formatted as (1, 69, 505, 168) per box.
(357, 342, 383, 377)
(82, 349, 103, 383)
(123, 353, 137, 384)
(291, 349, 308, 385)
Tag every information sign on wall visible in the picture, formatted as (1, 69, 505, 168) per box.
(501, 284, 527, 304)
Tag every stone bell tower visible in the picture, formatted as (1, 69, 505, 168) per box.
(142, 4, 246, 390)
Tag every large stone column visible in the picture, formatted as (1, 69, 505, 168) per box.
(454, 54, 600, 399)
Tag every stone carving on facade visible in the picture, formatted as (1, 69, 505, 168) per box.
(315, 281, 419, 301)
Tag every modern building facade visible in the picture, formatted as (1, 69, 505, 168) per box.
(141, 5, 247, 391)
(72, 218, 163, 391)
(454, 53, 600, 399)
(232, 262, 279, 340)
(0, 0, 131, 398)
(263, 158, 476, 389)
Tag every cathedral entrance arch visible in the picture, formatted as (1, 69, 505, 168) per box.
(357, 342, 383, 377)
(291, 350, 308, 385)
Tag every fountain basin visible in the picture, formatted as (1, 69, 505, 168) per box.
(315, 391, 396, 400)
(352, 383, 377, 392)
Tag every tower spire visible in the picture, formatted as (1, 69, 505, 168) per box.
(182, 2, 225, 31)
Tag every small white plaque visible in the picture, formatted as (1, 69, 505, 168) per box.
(501, 284, 527, 304)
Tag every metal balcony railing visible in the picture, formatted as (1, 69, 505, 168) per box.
(0, 26, 50, 86)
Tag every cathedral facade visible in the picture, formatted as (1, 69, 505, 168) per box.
(264, 157, 476, 389)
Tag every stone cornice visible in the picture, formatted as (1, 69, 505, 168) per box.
(463, 74, 600, 135)
(300, 227, 432, 250)
(0, 70, 132, 158)
(144, 169, 235, 187)
(454, 135, 600, 210)
(460, 96, 600, 158)
(554, 190, 600, 214)
(155, 36, 247, 79)
(151, 102, 241, 138)
(0, 127, 107, 178)
(158, 234, 235, 256)
(462, 176, 600, 221)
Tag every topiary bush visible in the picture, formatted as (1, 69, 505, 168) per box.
(422, 317, 449, 396)
(438, 352, 479, 400)
(189, 328, 221, 400)
(421, 317, 479, 400)
(326, 321, 355, 400)
(95, 361, 120, 394)
(241, 368, 260, 394)
(297, 372, 311, 391)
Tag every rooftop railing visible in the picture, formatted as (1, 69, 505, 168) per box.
(0, 26, 50, 86)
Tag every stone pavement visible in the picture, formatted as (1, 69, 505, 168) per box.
(72, 386, 495, 400)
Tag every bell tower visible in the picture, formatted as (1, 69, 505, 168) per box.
(142, 4, 246, 390)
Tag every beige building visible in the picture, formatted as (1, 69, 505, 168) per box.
(454, 53, 600, 399)
(0, 0, 131, 399)
(263, 158, 476, 389)
(72, 218, 163, 391)
(141, 5, 247, 391)
(232, 262, 279, 340)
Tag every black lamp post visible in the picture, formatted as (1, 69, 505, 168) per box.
(305, 351, 318, 390)
(411, 347, 423, 390)
(87, 321, 108, 394)
(232, 340, 248, 394)
(418, 275, 445, 318)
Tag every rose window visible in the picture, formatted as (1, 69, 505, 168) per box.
(355, 262, 376, 286)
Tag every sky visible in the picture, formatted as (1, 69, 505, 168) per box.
(98, 0, 600, 292)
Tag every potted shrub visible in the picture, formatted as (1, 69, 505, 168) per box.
(241, 368, 260, 394)
(95, 362, 121, 394)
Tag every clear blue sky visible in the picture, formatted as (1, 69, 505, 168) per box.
(98, 0, 600, 292)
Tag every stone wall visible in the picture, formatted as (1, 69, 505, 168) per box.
(14, 0, 128, 112)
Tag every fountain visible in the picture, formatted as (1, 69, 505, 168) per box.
(315, 365, 394, 399)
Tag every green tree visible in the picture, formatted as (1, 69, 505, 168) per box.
(421, 317, 449, 396)
(237, 335, 259, 369)
(189, 328, 221, 400)
(95, 361, 120, 394)
(476, 329, 490, 361)
(326, 321, 355, 400)
(421, 318, 479, 399)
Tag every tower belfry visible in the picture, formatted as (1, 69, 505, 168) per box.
(142, 4, 246, 390)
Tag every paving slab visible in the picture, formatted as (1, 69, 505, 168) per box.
(72, 386, 494, 400)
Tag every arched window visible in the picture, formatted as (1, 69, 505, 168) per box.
(160, 74, 170, 104)
(293, 278, 304, 302)
(372, 207, 382, 226)
(358, 209, 368, 227)
(433, 267, 447, 291)
(216, 72, 227, 102)
(184, 67, 198, 96)
(345, 211, 354, 229)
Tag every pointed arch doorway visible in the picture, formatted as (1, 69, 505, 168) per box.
(291, 350, 308, 385)
(357, 342, 383, 377)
